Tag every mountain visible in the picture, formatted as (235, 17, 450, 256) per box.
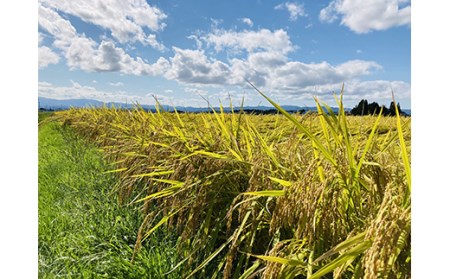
(38, 97, 105, 109)
(39, 97, 413, 115)
(38, 97, 324, 113)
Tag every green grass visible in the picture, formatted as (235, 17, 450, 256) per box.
(38, 111, 54, 123)
(38, 119, 181, 278)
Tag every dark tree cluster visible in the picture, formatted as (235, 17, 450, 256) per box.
(350, 99, 404, 116)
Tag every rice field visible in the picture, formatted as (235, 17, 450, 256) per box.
(46, 92, 411, 278)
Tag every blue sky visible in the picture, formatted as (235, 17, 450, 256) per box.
(38, 0, 411, 108)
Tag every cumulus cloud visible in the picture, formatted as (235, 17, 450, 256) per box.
(319, 2, 339, 23)
(38, 3, 170, 75)
(87, 40, 171, 75)
(275, 2, 307, 21)
(158, 46, 408, 107)
(38, 4, 78, 50)
(159, 37, 383, 95)
(319, 0, 411, 33)
(335, 60, 382, 76)
(240, 18, 253, 27)
(187, 35, 203, 49)
(202, 28, 294, 55)
(39, 0, 167, 49)
(38, 32, 60, 68)
(39, 46, 60, 68)
(164, 47, 231, 85)
(268, 79, 411, 106)
(264, 60, 381, 89)
(38, 33, 45, 45)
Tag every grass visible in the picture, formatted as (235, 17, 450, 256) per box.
(38, 111, 54, 123)
(38, 116, 181, 278)
(46, 90, 411, 278)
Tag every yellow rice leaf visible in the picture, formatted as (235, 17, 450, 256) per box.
(103, 167, 128, 174)
(197, 150, 229, 159)
(267, 176, 292, 187)
(181, 150, 229, 160)
(150, 178, 184, 186)
(242, 190, 285, 197)
(228, 147, 244, 161)
(135, 189, 177, 202)
(131, 170, 174, 178)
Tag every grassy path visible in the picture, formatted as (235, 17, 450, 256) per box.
(38, 118, 180, 278)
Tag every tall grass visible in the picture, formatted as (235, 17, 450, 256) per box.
(39, 120, 181, 278)
(50, 90, 410, 278)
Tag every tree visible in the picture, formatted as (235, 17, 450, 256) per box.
(351, 99, 403, 116)
(387, 101, 403, 116)
(351, 99, 369, 115)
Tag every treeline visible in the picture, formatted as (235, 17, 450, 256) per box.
(350, 100, 407, 116)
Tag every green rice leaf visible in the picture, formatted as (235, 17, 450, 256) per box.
(253, 255, 306, 267)
(310, 240, 371, 279)
(247, 81, 337, 167)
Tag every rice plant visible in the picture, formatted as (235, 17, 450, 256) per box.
(50, 88, 410, 278)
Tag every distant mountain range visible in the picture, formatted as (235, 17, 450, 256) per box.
(38, 97, 327, 113)
(38, 97, 410, 115)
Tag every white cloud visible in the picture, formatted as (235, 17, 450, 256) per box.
(184, 87, 209, 97)
(160, 48, 408, 108)
(39, 81, 118, 101)
(38, 4, 77, 50)
(159, 38, 383, 96)
(319, 1, 339, 23)
(319, 0, 411, 33)
(248, 52, 288, 68)
(164, 47, 231, 85)
(240, 18, 253, 27)
(275, 2, 307, 21)
(210, 18, 224, 28)
(268, 80, 411, 107)
(38, 46, 60, 68)
(39, 0, 167, 49)
(38, 33, 45, 45)
(187, 35, 203, 49)
(109, 82, 124, 87)
(38, 3, 170, 76)
(264, 60, 381, 89)
(335, 60, 382, 76)
(202, 28, 294, 55)
(38, 81, 159, 105)
(38, 31, 60, 68)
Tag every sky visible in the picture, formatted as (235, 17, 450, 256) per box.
(38, 0, 411, 109)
